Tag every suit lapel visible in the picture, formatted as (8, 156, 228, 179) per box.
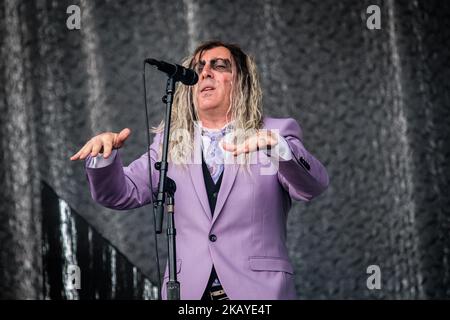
(188, 163, 212, 221)
(188, 126, 212, 221)
(211, 155, 239, 226)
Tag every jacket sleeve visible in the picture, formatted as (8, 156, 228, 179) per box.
(275, 118, 329, 202)
(84, 132, 161, 210)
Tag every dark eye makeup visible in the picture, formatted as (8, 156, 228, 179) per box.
(193, 58, 232, 73)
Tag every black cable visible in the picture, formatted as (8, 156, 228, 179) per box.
(143, 62, 162, 300)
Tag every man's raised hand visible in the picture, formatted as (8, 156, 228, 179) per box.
(70, 128, 131, 161)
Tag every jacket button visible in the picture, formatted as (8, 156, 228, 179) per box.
(209, 234, 217, 242)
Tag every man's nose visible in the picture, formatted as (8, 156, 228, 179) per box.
(200, 63, 214, 80)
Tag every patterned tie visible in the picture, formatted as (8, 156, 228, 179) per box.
(201, 125, 231, 184)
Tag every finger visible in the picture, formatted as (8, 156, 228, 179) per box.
(231, 142, 244, 156)
(70, 147, 84, 160)
(265, 130, 278, 146)
(70, 140, 92, 160)
(233, 139, 252, 156)
(72, 141, 90, 160)
(236, 135, 260, 156)
(102, 140, 113, 159)
(221, 141, 237, 152)
(78, 142, 94, 160)
(233, 147, 249, 157)
(257, 136, 268, 150)
(115, 128, 131, 147)
(90, 141, 103, 158)
(248, 136, 259, 152)
(70, 151, 81, 161)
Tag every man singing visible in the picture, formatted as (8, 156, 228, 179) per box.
(70, 41, 329, 300)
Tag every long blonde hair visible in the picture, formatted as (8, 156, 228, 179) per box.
(152, 41, 264, 167)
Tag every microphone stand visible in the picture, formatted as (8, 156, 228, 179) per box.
(154, 77, 180, 300)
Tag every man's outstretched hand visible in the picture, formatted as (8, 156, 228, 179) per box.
(70, 128, 131, 161)
(221, 130, 278, 157)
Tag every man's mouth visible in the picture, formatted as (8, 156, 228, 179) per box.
(201, 86, 215, 93)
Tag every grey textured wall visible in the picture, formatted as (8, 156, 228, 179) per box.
(0, 0, 449, 299)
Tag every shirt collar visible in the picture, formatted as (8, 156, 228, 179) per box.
(195, 120, 235, 137)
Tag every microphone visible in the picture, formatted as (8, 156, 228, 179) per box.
(145, 58, 198, 85)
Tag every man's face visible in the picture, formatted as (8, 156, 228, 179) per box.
(193, 46, 234, 116)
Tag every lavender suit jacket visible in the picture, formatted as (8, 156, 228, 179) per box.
(84, 117, 329, 300)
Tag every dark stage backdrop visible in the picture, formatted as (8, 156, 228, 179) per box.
(1, 0, 449, 299)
